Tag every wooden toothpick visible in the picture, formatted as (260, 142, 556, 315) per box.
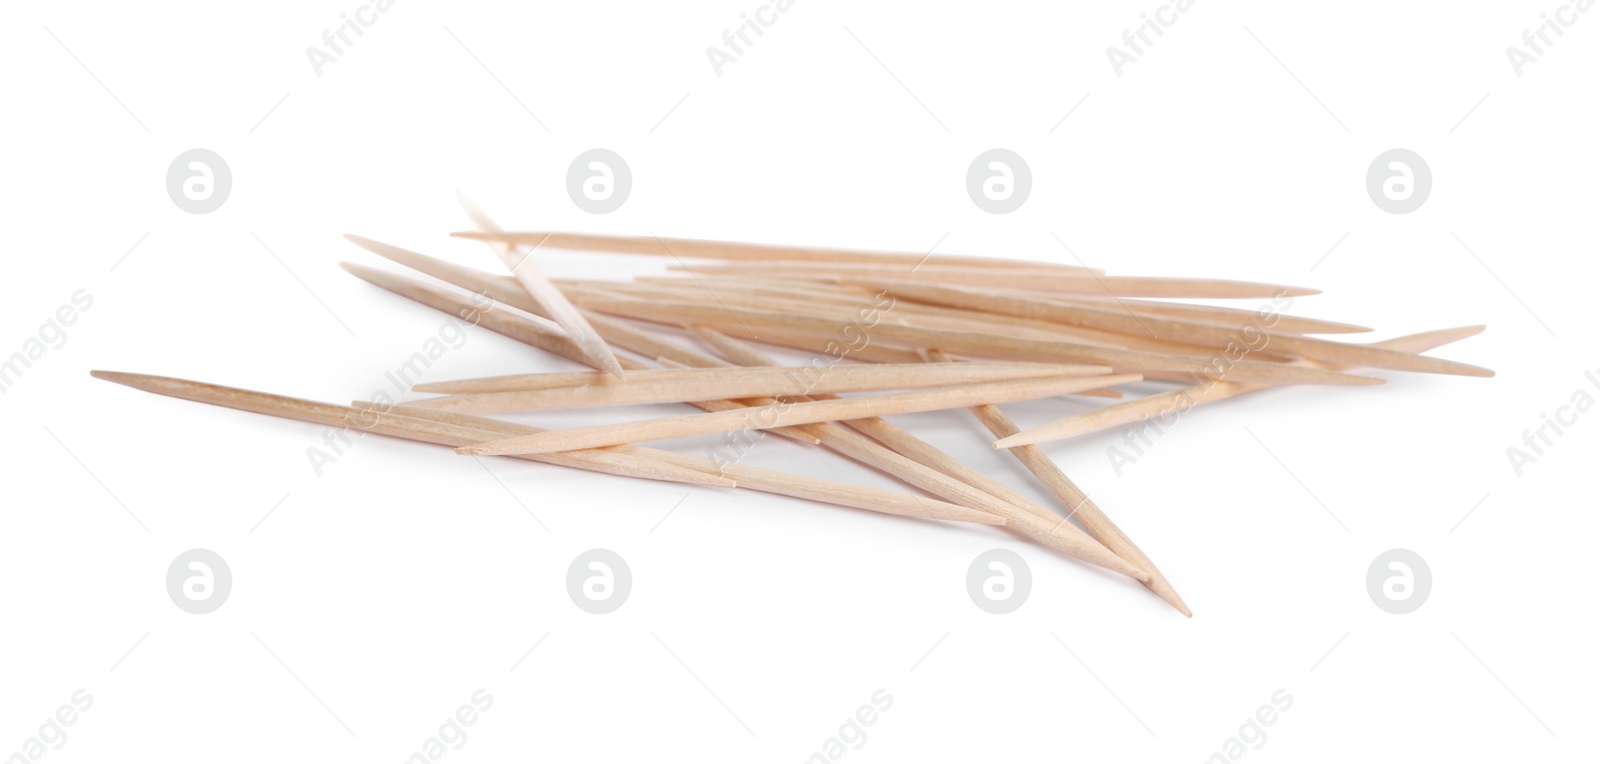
(996, 326, 1490, 447)
(675, 261, 1319, 298)
(868, 280, 1494, 378)
(352, 402, 1006, 526)
(923, 349, 1189, 615)
(455, 373, 1140, 456)
(411, 362, 1109, 413)
(691, 328, 1150, 580)
(90, 371, 735, 488)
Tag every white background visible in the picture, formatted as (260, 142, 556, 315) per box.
(1, 1, 1596, 761)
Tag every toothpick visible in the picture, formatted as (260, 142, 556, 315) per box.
(868, 280, 1494, 378)
(566, 296, 1385, 388)
(449, 230, 1096, 272)
(456, 374, 1141, 456)
(691, 328, 1149, 580)
(677, 261, 1318, 298)
(90, 371, 735, 488)
(353, 401, 1005, 526)
(922, 349, 1189, 615)
(1042, 293, 1372, 335)
(411, 361, 1109, 414)
(996, 326, 1490, 447)
(486, 237, 627, 380)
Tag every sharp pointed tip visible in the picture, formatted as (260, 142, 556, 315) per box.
(89, 369, 138, 385)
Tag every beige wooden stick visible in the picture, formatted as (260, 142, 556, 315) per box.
(642, 282, 1287, 380)
(345, 236, 624, 383)
(338, 257, 597, 367)
(481, 234, 627, 380)
(342, 235, 742, 370)
(457, 373, 1141, 456)
(1044, 293, 1372, 335)
(416, 361, 1105, 395)
(689, 278, 1303, 361)
(411, 361, 1109, 413)
(450, 230, 1099, 273)
(997, 325, 1488, 447)
(446, 197, 626, 379)
(869, 280, 1494, 378)
(353, 402, 1005, 526)
(456, 192, 517, 257)
(922, 349, 1189, 615)
(677, 261, 1319, 298)
(690, 327, 1149, 580)
(591, 279, 1302, 365)
(337, 257, 823, 444)
(90, 371, 736, 488)
(567, 296, 1385, 387)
